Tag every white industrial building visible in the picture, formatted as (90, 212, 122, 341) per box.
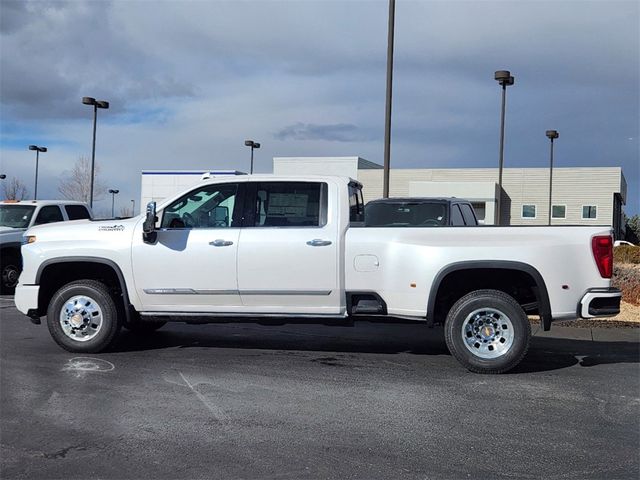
(140, 157, 627, 238)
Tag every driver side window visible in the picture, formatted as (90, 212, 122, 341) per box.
(161, 184, 238, 229)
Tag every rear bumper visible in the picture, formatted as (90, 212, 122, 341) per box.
(578, 288, 622, 318)
(15, 284, 39, 316)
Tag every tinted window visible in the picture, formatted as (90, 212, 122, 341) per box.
(365, 202, 448, 227)
(582, 205, 597, 219)
(65, 205, 91, 220)
(459, 204, 477, 225)
(552, 205, 566, 219)
(161, 184, 239, 229)
(252, 182, 326, 228)
(34, 206, 64, 225)
(522, 205, 536, 219)
(451, 205, 465, 226)
(349, 183, 364, 223)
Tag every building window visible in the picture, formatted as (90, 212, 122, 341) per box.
(551, 205, 566, 219)
(522, 205, 536, 219)
(582, 205, 597, 219)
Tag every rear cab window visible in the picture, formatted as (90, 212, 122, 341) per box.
(349, 182, 365, 224)
(450, 205, 465, 226)
(459, 204, 478, 226)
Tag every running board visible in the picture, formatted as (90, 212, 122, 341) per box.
(140, 311, 351, 326)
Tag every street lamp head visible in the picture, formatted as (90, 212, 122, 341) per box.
(29, 145, 47, 152)
(39, 147, 47, 152)
(546, 130, 559, 140)
(29, 145, 38, 151)
(253, 143, 261, 149)
(0, 174, 6, 180)
(83, 97, 109, 109)
(244, 140, 255, 147)
(108, 189, 119, 194)
(495, 70, 515, 86)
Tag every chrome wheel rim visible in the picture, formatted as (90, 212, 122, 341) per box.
(59, 295, 104, 342)
(461, 308, 514, 359)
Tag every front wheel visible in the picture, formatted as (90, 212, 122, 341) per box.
(47, 280, 122, 353)
(1, 254, 21, 294)
(444, 289, 531, 374)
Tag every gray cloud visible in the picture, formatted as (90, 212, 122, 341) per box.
(274, 122, 375, 142)
(0, 0, 29, 34)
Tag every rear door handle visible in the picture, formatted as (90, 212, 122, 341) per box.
(210, 239, 234, 247)
(306, 239, 332, 247)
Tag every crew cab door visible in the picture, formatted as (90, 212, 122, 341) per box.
(237, 181, 342, 315)
(131, 182, 243, 312)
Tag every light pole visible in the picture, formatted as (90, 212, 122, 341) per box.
(28, 145, 47, 200)
(546, 130, 559, 226)
(494, 70, 514, 225)
(244, 140, 260, 174)
(131, 199, 135, 216)
(382, 0, 396, 198)
(82, 97, 110, 208)
(108, 189, 119, 218)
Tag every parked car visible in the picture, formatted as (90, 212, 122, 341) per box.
(365, 197, 478, 227)
(15, 176, 619, 373)
(0, 200, 92, 292)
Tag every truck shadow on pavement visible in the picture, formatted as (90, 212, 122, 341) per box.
(112, 322, 640, 374)
(512, 336, 640, 374)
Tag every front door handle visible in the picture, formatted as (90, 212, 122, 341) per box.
(210, 239, 234, 247)
(306, 239, 332, 247)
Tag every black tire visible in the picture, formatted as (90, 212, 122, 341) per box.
(1, 254, 21, 294)
(47, 280, 122, 353)
(444, 289, 531, 374)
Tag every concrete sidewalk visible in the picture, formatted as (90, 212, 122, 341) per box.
(533, 324, 640, 342)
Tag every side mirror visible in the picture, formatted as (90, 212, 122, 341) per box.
(142, 202, 157, 243)
(143, 201, 157, 233)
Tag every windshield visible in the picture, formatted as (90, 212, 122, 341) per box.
(365, 202, 448, 227)
(0, 205, 37, 228)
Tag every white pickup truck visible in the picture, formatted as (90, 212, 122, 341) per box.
(1, 200, 92, 293)
(15, 175, 621, 373)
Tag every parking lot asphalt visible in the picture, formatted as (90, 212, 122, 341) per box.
(1, 295, 639, 480)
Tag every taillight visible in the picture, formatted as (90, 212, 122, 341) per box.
(592, 235, 613, 278)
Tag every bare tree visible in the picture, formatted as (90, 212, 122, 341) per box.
(58, 156, 107, 203)
(2, 177, 29, 200)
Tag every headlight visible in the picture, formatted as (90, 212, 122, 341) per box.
(22, 235, 36, 245)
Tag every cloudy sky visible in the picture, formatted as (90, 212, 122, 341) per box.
(1, 0, 638, 216)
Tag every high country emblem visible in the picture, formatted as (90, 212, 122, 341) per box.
(98, 225, 125, 232)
